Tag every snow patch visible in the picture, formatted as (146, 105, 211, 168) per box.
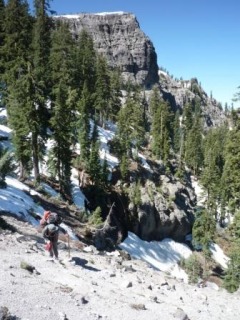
(210, 243, 230, 269)
(57, 12, 126, 19)
(120, 232, 191, 282)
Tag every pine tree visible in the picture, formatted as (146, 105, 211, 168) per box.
(141, 91, 149, 131)
(149, 85, 161, 116)
(132, 179, 141, 206)
(223, 248, 240, 293)
(2, 0, 32, 80)
(31, 0, 52, 182)
(100, 155, 109, 189)
(2, 0, 33, 179)
(223, 211, 240, 292)
(0, 0, 5, 76)
(184, 113, 203, 175)
(75, 29, 96, 109)
(108, 68, 122, 122)
(232, 86, 240, 104)
(151, 99, 173, 164)
(120, 154, 129, 181)
(221, 120, 240, 214)
(201, 126, 227, 219)
(94, 55, 111, 126)
(49, 21, 76, 198)
(130, 87, 145, 150)
(77, 81, 91, 168)
(149, 85, 161, 156)
(192, 207, 216, 276)
(173, 109, 181, 153)
(74, 30, 97, 171)
(7, 63, 35, 179)
(116, 88, 145, 159)
(182, 102, 194, 133)
(87, 122, 102, 185)
(0, 147, 14, 188)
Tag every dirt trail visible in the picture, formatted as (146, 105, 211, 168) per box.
(0, 216, 239, 320)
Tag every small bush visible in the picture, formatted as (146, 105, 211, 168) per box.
(88, 206, 103, 226)
(180, 253, 203, 284)
(20, 261, 35, 273)
(223, 246, 240, 293)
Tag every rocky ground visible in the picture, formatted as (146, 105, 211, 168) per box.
(0, 216, 239, 320)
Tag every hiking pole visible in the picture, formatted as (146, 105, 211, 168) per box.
(67, 235, 71, 259)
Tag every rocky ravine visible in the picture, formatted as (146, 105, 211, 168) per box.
(0, 216, 239, 320)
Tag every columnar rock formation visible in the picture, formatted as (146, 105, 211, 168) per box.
(55, 12, 159, 88)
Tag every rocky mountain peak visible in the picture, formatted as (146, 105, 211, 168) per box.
(54, 12, 159, 88)
(159, 70, 227, 128)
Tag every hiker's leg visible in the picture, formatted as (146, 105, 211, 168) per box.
(49, 241, 54, 257)
(52, 234, 59, 259)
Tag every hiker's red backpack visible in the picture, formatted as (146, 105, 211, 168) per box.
(40, 211, 62, 227)
(40, 211, 51, 227)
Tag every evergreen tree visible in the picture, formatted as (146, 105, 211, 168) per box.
(192, 207, 216, 276)
(120, 154, 129, 181)
(100, 155, 109, 189)
(221, 120, 240, 213)
(2, 0, 33, 179)
(31, 0, 52, 182)
(232, 86, 240, 104)
(87, 122, 102, 185)
(75, 29, 96, 109)
(7, 63, 35, 179)
(49, 21, 76, 198)
(149, 85, 161, 116)
(141, 91, 149, 131)
(173, 109, 181, 153)
(223, 247, 240, 293)
(132, 179, 141, 206)
(223, 211, 240, 292)
(116, 105, 131, 158)
(0, 0, 5, 76)
(108, 68, 122, 122)
(201, 126, 227, 220)
(2, 0, 32, 81)
(130, 87, 145, 150)
(116, 88, 145, 159)
(182, 102, 194, 133)
(77, 81, 91, 168)
(184, 113, 203, 175)
(151, 99, 173, 164)
(0, 147, 14, 188)
(94, 55, 111, 127)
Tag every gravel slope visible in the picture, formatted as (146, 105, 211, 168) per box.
(0, 216, 239, 320)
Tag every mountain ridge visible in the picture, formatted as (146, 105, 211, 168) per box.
(54, 12, 227, 128)
(54, 12, 159, 89)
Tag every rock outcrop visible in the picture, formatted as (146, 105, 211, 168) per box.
(159, 71, 227, 128)
(54, 12, 159, 89)
(128, 172, 196, 242)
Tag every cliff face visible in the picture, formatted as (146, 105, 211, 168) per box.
(159, 71, 227, 128)
(55, 13, 227, 128)
(55, 12, 159, 89)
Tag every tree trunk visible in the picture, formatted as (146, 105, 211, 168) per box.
(32, 132, 40, 183)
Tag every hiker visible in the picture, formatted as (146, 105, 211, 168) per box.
(42, 212, 69, 260)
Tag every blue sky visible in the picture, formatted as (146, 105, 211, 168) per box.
(29, 0, 240, 108)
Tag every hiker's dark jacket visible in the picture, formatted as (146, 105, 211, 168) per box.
(42, 223, 67, 240)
